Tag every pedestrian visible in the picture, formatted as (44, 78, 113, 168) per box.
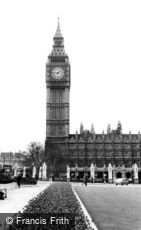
(90, 177, 94, 183)
(83, 175, 88, 186)
(17, 174, 22, 188)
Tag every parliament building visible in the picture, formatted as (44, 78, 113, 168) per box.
(45, 21, 141, 183)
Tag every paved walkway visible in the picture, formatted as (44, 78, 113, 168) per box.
(0, 181, 51, 213)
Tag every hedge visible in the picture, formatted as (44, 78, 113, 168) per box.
(0, 174, 14, 184)
(9, 182, 91, 230)
(21, 177, 37, 185)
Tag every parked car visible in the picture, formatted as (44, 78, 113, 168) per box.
(0, 189, 7, 199)
(114, 178, 129, 185)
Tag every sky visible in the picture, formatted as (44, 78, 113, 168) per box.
(0, 0, 141, 152)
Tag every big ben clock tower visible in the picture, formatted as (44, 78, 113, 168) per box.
(46, 19, 70, 143)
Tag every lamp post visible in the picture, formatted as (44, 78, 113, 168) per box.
(84, 134, 87, 178)
(83, 136, 88, 185)
(3, 156, 5, 166)
(65, 138, 69, 166)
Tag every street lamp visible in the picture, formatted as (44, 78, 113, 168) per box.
(84, 134, 87, 178)
(3, 156, 5, 166)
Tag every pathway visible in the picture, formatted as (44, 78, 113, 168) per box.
(0, 181, 51, 213)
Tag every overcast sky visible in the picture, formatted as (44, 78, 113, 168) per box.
(0, 0, 141, 152)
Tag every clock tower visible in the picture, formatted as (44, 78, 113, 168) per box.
(46, 20, 70, 142)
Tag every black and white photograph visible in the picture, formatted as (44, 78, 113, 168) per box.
(0, 0, 141, 229)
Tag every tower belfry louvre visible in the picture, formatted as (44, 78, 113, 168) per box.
(45, 20, 141, 183)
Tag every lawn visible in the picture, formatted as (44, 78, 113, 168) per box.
(74, 184, 141, 230)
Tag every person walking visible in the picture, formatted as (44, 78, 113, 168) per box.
(83, 175, 88, 186)
(17, 174, 22, 188)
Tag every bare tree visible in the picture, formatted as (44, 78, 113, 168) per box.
(25, 142, 44, 167)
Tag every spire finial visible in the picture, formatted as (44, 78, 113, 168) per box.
(58, 17, 60, 25)
(54, 17, 63, 38)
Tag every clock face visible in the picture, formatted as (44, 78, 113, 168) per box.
(52, 67, 64, 80)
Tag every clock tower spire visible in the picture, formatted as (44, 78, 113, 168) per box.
(46, 20, 70, 141)
(49, 18, 68, 60)
(54, 17, 63, 38)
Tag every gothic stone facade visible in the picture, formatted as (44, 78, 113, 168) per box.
(45, 21, 141, 183)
